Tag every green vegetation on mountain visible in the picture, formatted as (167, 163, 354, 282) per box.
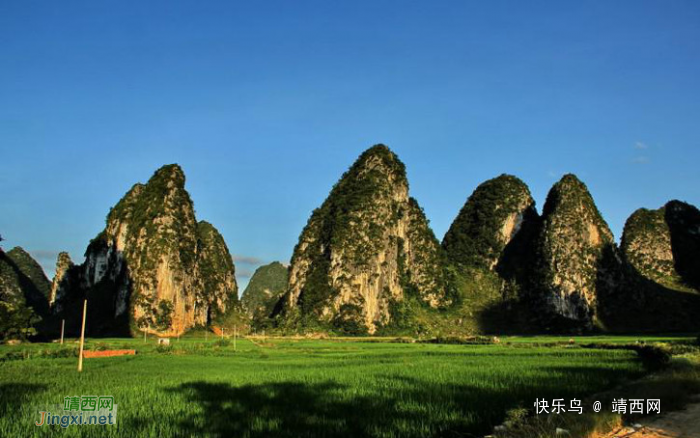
(621, 206, 684, 290)
(438, 175, 541, 334)
(531, 174, 618, 329)
(0, 247, 50, 317)
(136, 294, 175, 333)
(56, 164, 238, 336)
(5, 248, 51, 305)
(241, 262, 288, 330)
(5, 155, 700, 337)
(280, 145, 450, 334)
(0, 247, 49, 339)
(79, 165, 201, 334)
(292, 145, 408, 268)
(197, 220, 239, 321)
(96, 164, 198, 282)
(443, 174, 537, 272)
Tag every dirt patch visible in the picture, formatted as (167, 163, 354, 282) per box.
(83, 350, 136, 358)
(601, 401, 700, 438)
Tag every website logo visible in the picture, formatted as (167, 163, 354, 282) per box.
(35, 396, 118, 428)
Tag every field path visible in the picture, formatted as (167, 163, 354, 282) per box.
(603, 400, 700, 438)
(245, 336, 265, 348)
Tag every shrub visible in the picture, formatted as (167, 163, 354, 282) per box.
(91, 342, 110, 351)
(332, 304, 367, 335)
(214, 338, 231, 347)
(45, 347, 78, 358)
(581, 342, 672, 371)
(0, 351, 27, 362)
(503, 406, 529, 428)
(0, 347, 78, 362)
(633, 344, 671, 371)
(424, 335, 495, 345)
(390, 337, 415, 344)
(155, 344, 173, 354)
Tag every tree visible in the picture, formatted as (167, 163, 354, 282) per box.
(135, 294, 157, 337)
(135, 294, 174, 336)
(0, 297, 40, 340)
(155, 300, 174, 331)
(215, 302, 249, 336)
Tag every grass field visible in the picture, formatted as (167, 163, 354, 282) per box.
(0, 335, 696, 438)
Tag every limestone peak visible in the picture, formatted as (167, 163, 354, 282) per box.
(443, 174, 537, 272)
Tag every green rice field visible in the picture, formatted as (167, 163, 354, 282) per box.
(0, 335, 695, 438)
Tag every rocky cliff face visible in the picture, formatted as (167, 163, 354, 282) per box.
(621, 207, 677, 289)
(531, 174, 618, 328)
(49, 251, 79, 314)
(621, 201, 700, 291)
(443, 174, 538, 272)
(0, 247, 50, 317)
(75, 164, 236, 335)
(241, 261, 288, 328)
(280, 145, 449, 334)
(196, 220, 238, 323)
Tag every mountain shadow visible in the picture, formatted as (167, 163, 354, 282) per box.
(598, 200, 700, 333)
(155, 362, 645, 438)
(158, 379, 504, 438)
(597, 255, 700, 333)
(0, 383, 47, 417)
(51, 250, 133, 338)
(665, 201, 700, 290)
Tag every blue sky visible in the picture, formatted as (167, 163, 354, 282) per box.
(1, 1, 699, 290)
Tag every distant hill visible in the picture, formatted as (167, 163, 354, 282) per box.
(241, 262, 288, 330)
(0, 246, 50, 339)
(0, 247, 50, 316)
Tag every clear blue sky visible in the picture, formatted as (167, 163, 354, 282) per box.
(1, 1, 699, 290)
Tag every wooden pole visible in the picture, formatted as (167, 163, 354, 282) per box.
(234, 325, 237, 351)
(144, 327, 147, 343)
(221, 327, 224, 340)
(77, 300, 87, 372)
(60, 319, 65, 345)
